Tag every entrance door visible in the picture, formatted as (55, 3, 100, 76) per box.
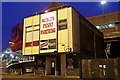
(51, 61, 55, 75)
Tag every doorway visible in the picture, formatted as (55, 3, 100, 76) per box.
(51, 61, 55, 75)
(45, 58, 56, 75)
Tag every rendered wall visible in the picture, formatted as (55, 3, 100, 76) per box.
(23, 15, 40, 55)
(58, 7, 74, 53)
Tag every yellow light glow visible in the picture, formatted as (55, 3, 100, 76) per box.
(45, 10, 48, 13)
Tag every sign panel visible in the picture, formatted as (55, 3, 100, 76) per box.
(40, 39, 56, 50)
(40, 11, 57, 53)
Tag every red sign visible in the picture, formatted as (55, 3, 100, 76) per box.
(40, 28, 55, 34)
(42, 16, 54, 22)
(40, 12, 57, 35)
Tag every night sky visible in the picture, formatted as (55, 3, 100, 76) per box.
(2, 2, 119, 50)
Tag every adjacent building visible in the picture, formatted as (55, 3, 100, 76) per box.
(9, 23, 23, 52)
(87, 11, 120, 58)
(22, 2, 105, 76)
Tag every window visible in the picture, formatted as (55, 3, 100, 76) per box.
(26, 32, 32, 42)
(33, 30, 39, 41)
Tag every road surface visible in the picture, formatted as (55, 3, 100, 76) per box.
(2, 75, 80, 80)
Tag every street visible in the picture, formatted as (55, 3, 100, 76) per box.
(2, 75, 80, 80)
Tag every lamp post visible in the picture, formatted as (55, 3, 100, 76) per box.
(101, 0, 109, 59)
(101, 0, 106, 24)
(101, 0, 106, 6)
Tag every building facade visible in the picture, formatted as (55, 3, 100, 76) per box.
(22, 3, 105, 76)
(87, 11, 120, 58)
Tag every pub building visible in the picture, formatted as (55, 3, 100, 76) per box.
(22, 2, 105, 76)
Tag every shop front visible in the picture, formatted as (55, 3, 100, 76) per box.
(35, 54, 61, 76)
(34, 53, 80, 76)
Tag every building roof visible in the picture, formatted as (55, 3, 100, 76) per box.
(87, 11, 120, 40)
(87, 11, 120, 25)
(87, 11, 120, 19)
(44, 2, 67, 12)
(46, 2, 60, 9)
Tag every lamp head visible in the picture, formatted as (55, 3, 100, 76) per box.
(101, 0, 106, 5)
(44, 10, 48, 13)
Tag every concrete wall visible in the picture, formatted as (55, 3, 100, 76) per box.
(72, 8, 80, 53)
(61, 54, 66, 76)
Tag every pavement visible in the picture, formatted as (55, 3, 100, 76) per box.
(1, 75, 80, 80)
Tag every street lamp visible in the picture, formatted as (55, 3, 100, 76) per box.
(101, 0, 106, 15)
(101, 0, 109, 59)
(101, 0, 106, 5)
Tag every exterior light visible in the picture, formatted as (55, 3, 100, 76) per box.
(101, 0, 106, 24)
(45, 10, 48, 13)
(101, 0, 106, 5)
(99, 64, 102, 68)
(62, 44, 65, 46)
(108, 24, 113, 27)
(96, 26, 101, 29)
(68, 48, 72, 52)
(103, 65, 106, 68)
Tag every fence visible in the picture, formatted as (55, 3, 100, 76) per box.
(82, 58, 120, 79)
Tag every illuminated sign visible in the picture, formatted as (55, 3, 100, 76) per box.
(40, 11, 57, 53)
(40, 11, 57, 35)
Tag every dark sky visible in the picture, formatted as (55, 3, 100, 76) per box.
(2, 2, 119, 50)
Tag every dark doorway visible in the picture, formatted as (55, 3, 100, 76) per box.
(51, 61, 55, 75)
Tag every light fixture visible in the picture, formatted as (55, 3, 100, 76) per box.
(101, 0, 106, 5)
(45, 10, 48, 13)
(108, 24, 113, 27)
(96, 26, 101, 29)
(62, 44, 65, 46)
